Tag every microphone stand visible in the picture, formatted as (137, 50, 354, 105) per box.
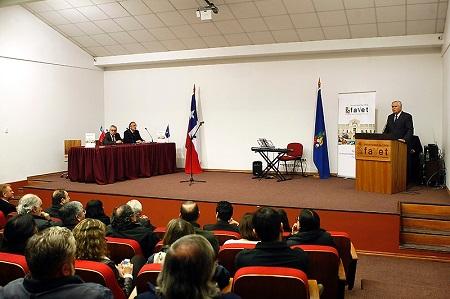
(180, 122, 206, 186)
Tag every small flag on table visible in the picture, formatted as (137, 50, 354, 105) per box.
(99, 126, 106, 144)
(165, 124, 170, 138)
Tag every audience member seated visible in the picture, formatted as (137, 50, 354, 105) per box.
(235, 207, 308, 273)
(180, 201, 219, 255)
(73, 219, 133, 297)
(59, 201, 86, 230)
(127, 199, 155, 229)
(287, 209, 336, 248)
(44, 189, 70, 218)
(278, 208, 291, 233)
(0, 214, 37, 254)
(0, 184, 16, 216)
(224, 213, 259, 245)
(85, 200, 110, 225)
(137, 234, 241, 299)
(203, 201, 240, 233)
(106, 205, 159, 258)
(16, 194, 59, 231)
(147, 218, 194, 264)
(0, 226, 113, 298)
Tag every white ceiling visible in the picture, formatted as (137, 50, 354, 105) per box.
(23, 0, 448, 58)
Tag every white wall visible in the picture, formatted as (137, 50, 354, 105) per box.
(0, 6, 103, 183)
(104, 50, 443, 172)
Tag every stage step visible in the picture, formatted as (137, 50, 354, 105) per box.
(400, 202, 450, 252)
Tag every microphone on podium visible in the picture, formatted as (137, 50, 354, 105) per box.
(144, 127, 154, 142)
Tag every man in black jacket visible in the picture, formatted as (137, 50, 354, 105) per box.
(45, 189, 70, 218)
(180, 201, 219, 255)
(106, 204, 159, 258)
(103, 125, 123, 145)
(0, 183, 16, 216)
(203, 201, 239, 233)
(123, 121, 144, 144)
(383, 100, 414, 145)
(287, 209, 335, 247)
(235, 207, 308, 273)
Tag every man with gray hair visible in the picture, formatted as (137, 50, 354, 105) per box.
(59, 201, 85, 230)
(17, 194, 58, 231)
(127, 199, 155, 229)
(1, 226, 112, 298)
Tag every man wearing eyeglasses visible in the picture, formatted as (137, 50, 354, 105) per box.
(103, 125, 123, 145)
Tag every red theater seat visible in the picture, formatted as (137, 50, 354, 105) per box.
(75, 260, 126, 299)
(212, 230, 241, 245)
(0, 211, 6, 229)
(136, 263, 162, 294)
(0, 252, 29, 286)
(292, 245, 345, 299)
(153, 240, 164, 253)
(153, 226, 166, 240)
(232, 266, 318, 299)
(105, 236, 143, 264)
(330, 231, 358, 290)
(218, 243, 256, 276)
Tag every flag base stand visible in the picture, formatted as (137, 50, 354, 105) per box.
(180, 174, 206, 186)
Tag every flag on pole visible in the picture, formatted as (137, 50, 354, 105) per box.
(165, 124, 170, 138)
(185, 86, 202, 174)
(98, 126, 106, 144)
(313, 79, 330, 179)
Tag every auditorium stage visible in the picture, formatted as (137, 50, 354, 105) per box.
(24, 171, 449, 215)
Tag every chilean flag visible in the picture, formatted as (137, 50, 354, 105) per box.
(184, 88, 202, 174)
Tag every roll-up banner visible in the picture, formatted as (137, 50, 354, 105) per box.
(337, 92, 376, 178)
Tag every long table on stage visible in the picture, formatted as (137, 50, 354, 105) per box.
(68, 143, 177, 185)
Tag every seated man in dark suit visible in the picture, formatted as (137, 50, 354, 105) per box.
(106, 204, 159, 258)
(0, 183, 16, 216)
(103, 125, 123, 145)
(204, 201, 239, 233)
(123, 121, 144, 144)
(179, 201, 219, 255)
(45, 189, 70, 218)
(235, 207, 308, 273)
(287, 209, 335, 247)
(59, 201, 85, 230)
(1, 226, 113, 299)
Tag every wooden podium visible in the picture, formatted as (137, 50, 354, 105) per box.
(355, 134, 407, 194)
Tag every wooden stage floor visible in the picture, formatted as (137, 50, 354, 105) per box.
(25, 171, 449, 215)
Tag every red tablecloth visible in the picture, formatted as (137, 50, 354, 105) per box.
(68, 143, 177, 185)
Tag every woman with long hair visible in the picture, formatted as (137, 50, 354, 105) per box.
(73, 218, 133, 296)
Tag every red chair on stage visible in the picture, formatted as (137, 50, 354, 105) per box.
(0, 252, 29, 286)
(136, 263, 163, 294)
(232, 266, 319, 299)
(291, 245, 346, 299)
(218, 243, 256, 276)
(75, 260, 126, 299)
(212, 230, 241, 245)
(105, 236, 143, 264)
(330, 231, 358, 290)
(279, 142, 305, 176)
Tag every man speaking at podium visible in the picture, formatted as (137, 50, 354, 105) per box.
(383, 100, 414, 144)
(383, 100, 414, 182)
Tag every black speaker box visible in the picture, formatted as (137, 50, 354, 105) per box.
(424, 144, 438, 161)
(253, 161, 262, 176)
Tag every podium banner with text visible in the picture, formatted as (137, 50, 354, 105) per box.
(337, 92, 376, 178)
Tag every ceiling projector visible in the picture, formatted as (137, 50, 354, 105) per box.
(196, 0, 219, 21)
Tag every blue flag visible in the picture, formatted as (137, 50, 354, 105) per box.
(165, 124, 170, 138)
(313, 82, 330, 179)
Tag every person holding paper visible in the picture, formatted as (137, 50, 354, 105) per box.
(103, 125, 123, 145)
(123, 121, 144, 144)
